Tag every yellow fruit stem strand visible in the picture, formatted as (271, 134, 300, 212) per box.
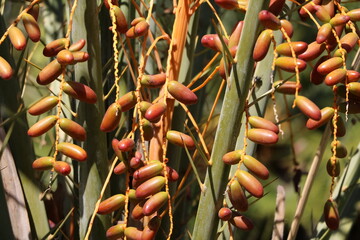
(189, 0, 204, 14)
(135, 35, 150, 164)
(145, 35, 172, 57)
(107, 0, 121, 102)
(270, 34, 283, 135)
(191, 66, 219, 92)
(0, 0, 42, 45)
(330, 87, 339, 197)
(179, 103, 211, 160)
(280, 28, 301, 109)
(329, 27, 349, 120)
(65, 0, 79, 42)
(123, 172, 130, 226)
(283, 94, 299, 166)
(120, 37, 138, 86)
(103, 66, 128, 101)
(84, 157, 119, 240)
(145, 0, 154, 22)
(52, 73, 66, 161)
(204, 0, 229, 39)
(187, 52, 220, 88)
(22, 41, 40, 98)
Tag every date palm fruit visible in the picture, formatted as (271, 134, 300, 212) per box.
(346, 70, 360, 83)
(218, 207, 232, 221)
(326, 158, 340, 177)
(53, 161, 71, 176)
(258, 10, 281, 30)
(43, 38, 68, 57)
(139, 101, 152, 115)
(28, 115, 58, 137)
(8, 26, 26, 51)
(348, 82, 360, 97)
(144, 102, 167, 123)
(330, 14, 350, 26)
(28, 3, 40, 20)
(114, 6, 128, 34)
(331, 115, 346, 137)
(310, 56, 329, 85)
(59, 118, 86, 141)
(243, 155, 269, 180)
(247, 128, 278, 145)
(268, 0, 285, 16)
(124, 227, 142, 240)
(276, 42, 308, 56)
(332, 140, 347, 158)
(222, 150, 243, 165)
(201, 34, 228, 52)
(214, 0, 239, 10)
(28, 96, 58, 115)
(114, 161, 127, 175)
(72, 51, 90, 63)
(22, 13, 41, 42)
(63, 81, 97, 104)
(340, 33, 359, 53)
(103, 0, 118, 9)
(298, 41, 326, 62)
(56, 50, 74, 65)
(230, 215, 254, 230)
(143, 191, 168, 216)
(324, 68, 347, 86)
(347, 8, 360, 21)
(0, 56, 13, 80)
(317, 57, 343, 75)
(141, 73, 166, 88)
(235, 170, 264, 198)
(253, 29, 272, 62)
(117, 91, 137, 112)
(326, 25, 343, 51)
(69, 39, 86, 52)
(218, 57, 231, 79)
(37, 60, 64, 85)
(316, 23, 332, 44)
(166, 130, 196, 150)
(133, 161, 163, 181)
(248, 116, 279, 134)
(32, 157, 54, 170)
(322, 0, 335, 17)
(295, 96, 321, 121)
(280, 19, 293, 39)
(273, 81, 302, 95)
(126, 18, 149, 38)
(275, 57, 307, 73)
(129, 157, 143, 169)
(118, 138, 135, 152)
(228, 21, 244, 49)
(324, 199, 340, 230)
(57, 142, 87, 161)
(314, 5, 331, 23)
(106, 224, 125, 240)
(228, 179, 248, 212)
(164, 166, 179, 182)
(141, 119, 154, 141)
(141, 216, 161, 240)
(298, 1, 317, 19)
(168, 80, 198, 105)
(97, 194, 126, 215)
(135, 176, 165, 199)
(100, 103, 121, 132)
(306, 107, 334, 130)
(132, 200, 146, 220)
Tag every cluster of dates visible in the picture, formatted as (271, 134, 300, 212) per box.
(0, 3, 40, 79)
(219, 116, 279, 230)
(0, 3, 98, 176)
(97, 137, 180, 239)
(215, 0, 360, 232)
